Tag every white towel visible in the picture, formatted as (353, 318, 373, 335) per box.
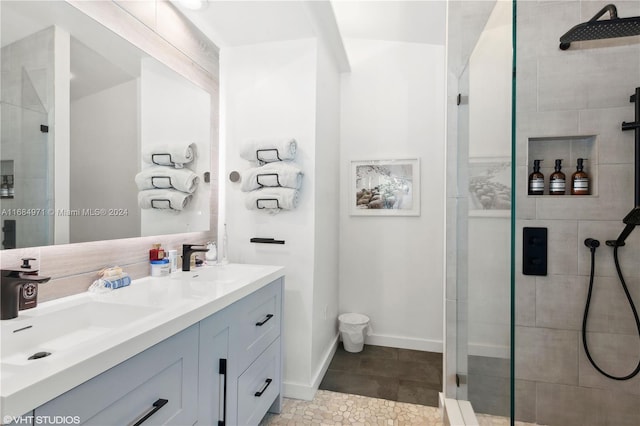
(240, 162, 303, 192)
(138, 189, 192, 211)
(239, 138, 297, 163)
(142, 143, 196, 168)
(135, 166, 199, 193)
(245, 188, 299, 211)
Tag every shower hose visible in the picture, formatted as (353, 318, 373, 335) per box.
(583, 241, 640, 380)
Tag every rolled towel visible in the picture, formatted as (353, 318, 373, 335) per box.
(142, 143, 196, 168)
(135, 166, 199, 193)
(240, 162, 303, 192)
(245, 188, 299, 211)
(138, 189, 192, 211)
(239, 138, 297, 163)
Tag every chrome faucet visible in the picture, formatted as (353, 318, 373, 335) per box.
(182, 244, 209, 271)
(1, 258, 50, 320)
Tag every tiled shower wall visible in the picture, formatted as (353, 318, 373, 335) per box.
(515, 1, 640, 425)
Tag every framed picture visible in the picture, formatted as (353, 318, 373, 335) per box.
(468, 157, 511, 217)
(350, 158, 420, 216)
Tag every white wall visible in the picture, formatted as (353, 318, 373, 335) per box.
(311, 36, 341, 384)
(221, 38, 340, 398)
(70, 79, 140, 243)
(339, 39, 446, 352)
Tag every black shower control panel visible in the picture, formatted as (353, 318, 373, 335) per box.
(523, 227, 547, 276)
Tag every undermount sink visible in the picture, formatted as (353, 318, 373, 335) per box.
(1, 298, 160, 366)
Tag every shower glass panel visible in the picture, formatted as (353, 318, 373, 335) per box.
(446, 0, 514, 420)
(0, 27, 54, 248)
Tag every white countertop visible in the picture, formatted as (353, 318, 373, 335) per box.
(0, 263, 284, 419)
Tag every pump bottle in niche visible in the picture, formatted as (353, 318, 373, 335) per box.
(528, 159, 545, 195)
(571, 158, 590, 195)
(549, 159, 566, 195)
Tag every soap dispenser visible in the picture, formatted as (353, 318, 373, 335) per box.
(528, 159, 544, 195)
(549, 159, 566, 195)
(571, 158, 590, 195)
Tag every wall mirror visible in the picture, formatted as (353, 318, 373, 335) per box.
(0, 0, 213, 250)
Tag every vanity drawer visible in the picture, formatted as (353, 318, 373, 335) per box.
(231, 279, 282, 372)
(236, 337, 281, 426)
(35, 325, 198, 426)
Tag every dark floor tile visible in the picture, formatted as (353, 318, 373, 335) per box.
(358, 358, 441, 388)
(398, 349, 443, 367)
(359, 345, 398, 360)
(328, 346, 361, 371)
(319, 370, 399, 401)
(397, 380, 441, 407)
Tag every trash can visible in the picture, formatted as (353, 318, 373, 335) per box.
(338, 313, 370, 353)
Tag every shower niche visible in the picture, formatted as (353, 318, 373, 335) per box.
(527, 135, 597, 197)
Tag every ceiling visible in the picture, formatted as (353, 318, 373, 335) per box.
(176, 0, 447, 48)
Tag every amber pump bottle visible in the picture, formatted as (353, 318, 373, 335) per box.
(571, 158, 590, 195)
(528, 159, 544, 195)
(549, 159, 566, 195)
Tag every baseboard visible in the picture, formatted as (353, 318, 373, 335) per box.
(282, 333, 339, 401)
(365, 333, 443, 353)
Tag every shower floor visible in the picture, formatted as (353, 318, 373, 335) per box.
(318, 344, 442, 406)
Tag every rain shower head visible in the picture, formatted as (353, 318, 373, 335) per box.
(559, 4, 640, 50)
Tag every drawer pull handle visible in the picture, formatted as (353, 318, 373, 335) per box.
(254, 378, 273, 397)
(255, 314, 274, 326)
(132, 398, 168, 426)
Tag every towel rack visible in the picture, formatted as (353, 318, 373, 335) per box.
(256, 173, 282, 188)
(150, 176, 173, 189)
(256, 198, 280, 209)
(256, 148, 282, 163)
(151, 153, 175, 166)
(150, 199, 178, 210)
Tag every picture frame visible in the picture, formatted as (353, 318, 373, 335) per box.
(350, 158, 420, 216)
(468, 157, 511, 218)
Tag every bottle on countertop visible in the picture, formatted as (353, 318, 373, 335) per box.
(149, 243, 165, 261)
(528, 159, 544, 195)
(571, 158, 590, 195)
(549, 159, 566, 195)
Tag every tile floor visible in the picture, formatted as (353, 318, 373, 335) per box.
(261, 344, 541, 425)
(260, 389, 540, 425)
(318, 344, 442, 407)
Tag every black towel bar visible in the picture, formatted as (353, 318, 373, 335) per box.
(250, 238, 285, 244)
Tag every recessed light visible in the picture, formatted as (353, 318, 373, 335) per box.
(179, 0, 208, 11)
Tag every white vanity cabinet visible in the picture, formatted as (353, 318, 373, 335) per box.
(199, 278, 283, 426)
(35, 324, 199, 426)
(29, 276, 283, 426)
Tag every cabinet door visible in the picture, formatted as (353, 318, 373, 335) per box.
(35, 325, 199, 426)
(236, 338, 281, 426)
(198, 311, 230, 426)
(230, 279, 282, 373)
